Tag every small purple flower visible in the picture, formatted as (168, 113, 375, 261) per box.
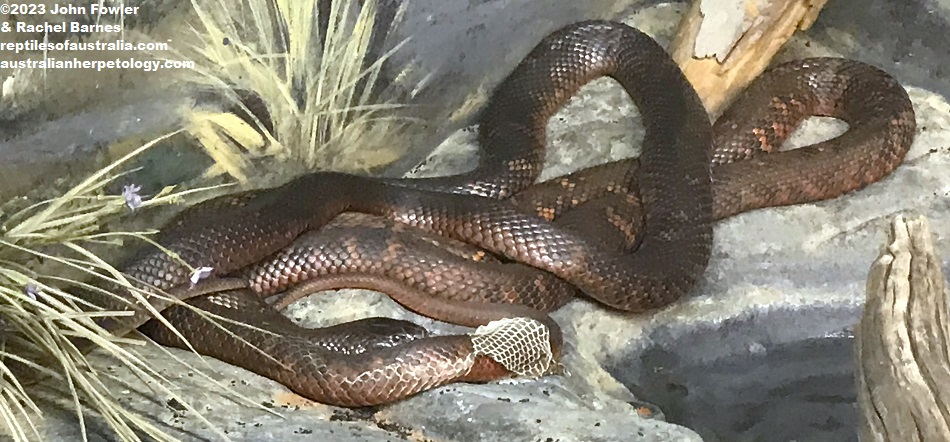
(190, 266, 214, 286)
(122, 184, 143, 211)
(23, 284, 39, 301)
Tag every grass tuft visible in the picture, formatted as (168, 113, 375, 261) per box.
(179, 0, 414, 183)
(0, 130, 241, 441)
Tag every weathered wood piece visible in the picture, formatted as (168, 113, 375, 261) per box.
(856, 214, 950, 441)
(670, 0, 829, 114)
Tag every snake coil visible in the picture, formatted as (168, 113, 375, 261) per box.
(78, 20, 914, 407)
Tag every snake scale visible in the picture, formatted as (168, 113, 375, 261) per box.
(78, 20, 915, 407)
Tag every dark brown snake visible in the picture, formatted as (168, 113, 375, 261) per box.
(71, 20, 915, 407)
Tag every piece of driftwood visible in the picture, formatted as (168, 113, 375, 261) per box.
(855, 214, 950, 441)
(670, 0, 829, 115)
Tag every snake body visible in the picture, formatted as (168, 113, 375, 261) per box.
(85, 21, 915, 406)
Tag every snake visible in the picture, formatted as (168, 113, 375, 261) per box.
(71, 20, 915, 407)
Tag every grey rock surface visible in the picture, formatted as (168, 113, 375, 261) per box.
(801, 0, 950, 99)
(12, 0, 950, 441)
(376, 0, 653, 174)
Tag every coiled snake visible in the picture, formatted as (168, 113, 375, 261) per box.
(79, 21, 915, 407)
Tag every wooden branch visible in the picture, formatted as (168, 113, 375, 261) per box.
(670, 0, 829, 115)
(855, 214, 950, 441)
